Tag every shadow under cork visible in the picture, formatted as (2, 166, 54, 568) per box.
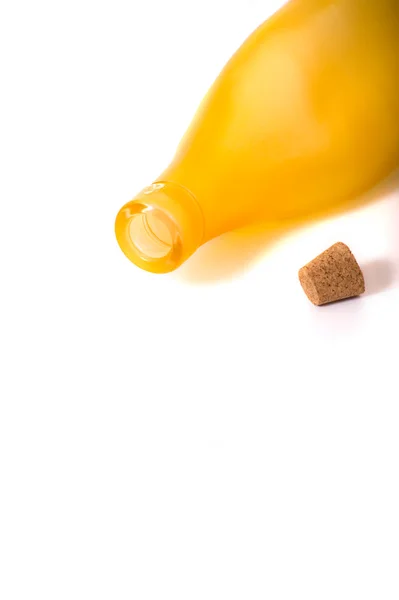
(362, 259, 398, 297)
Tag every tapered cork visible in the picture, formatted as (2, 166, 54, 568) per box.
(299, 242, 365, 306)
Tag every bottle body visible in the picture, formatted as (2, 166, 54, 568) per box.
(116, 0, 399, 273)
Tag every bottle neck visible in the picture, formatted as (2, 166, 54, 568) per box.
(115, 181, 204, 274)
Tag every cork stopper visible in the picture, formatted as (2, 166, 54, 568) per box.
(299, 242, 365, 306)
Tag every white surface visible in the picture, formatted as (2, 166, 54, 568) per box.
(1, 1, 399, 598)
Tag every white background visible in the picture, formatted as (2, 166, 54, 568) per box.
(1, 0, 399, 598)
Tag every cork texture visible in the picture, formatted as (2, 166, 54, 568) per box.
(299, 242, 365, 306)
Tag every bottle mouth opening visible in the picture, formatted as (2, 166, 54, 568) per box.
(115, 181, 204, 274)
(129, 209, 174, 259)
(115, 202, 183, 274)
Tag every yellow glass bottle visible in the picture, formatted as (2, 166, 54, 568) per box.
(115, 0, 399, 274)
